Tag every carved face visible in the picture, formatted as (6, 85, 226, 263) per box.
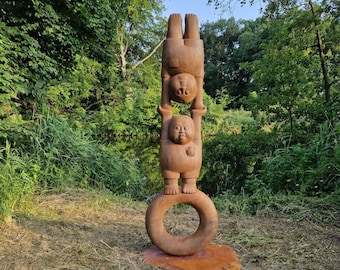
(169, 73, 197, 104)
(168, 115, 195, 145)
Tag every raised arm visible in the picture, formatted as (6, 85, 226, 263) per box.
(190, 106, 206, 141)
(158, 104, 173, 140)
(161, 75, 172, 108)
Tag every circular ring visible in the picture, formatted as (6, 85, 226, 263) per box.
(145, 188, 218, 256)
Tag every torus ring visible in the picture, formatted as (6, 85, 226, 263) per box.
(145, 187, 218, 256)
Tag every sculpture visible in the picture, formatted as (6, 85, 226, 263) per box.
(158, 105, 206, 195)
(159, 13, 206, 195)
(144, 14, 241, 268)
(145, 13, 218, 257)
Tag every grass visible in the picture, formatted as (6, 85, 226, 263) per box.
(212, 190, 339, 224)
(0, 115, 143, 223)
(0, 188, 339, 269)
(0, 141, 37, 224)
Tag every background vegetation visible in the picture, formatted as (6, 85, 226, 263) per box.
(0, 0, 339, 223)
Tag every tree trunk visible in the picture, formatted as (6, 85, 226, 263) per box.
(309, 0, 331, 104)
(119, 43, 127, 80)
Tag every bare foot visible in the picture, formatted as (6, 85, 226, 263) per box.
(167, 14, 183, 39)
(182, 183, 197, 194)
(164, 184, 179, 195)
(184, 14, 199, 39)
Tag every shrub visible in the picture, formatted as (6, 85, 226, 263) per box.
(0, 141, 38, 223)
(261, 128, 340, 196)
(201, 130, 278, 196)
(212, 189, 339, 223)
(24, 115, 142, 196)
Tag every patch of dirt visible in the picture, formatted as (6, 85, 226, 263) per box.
(0, 189, 339, 270)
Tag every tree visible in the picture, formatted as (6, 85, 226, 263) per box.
(245, 3, 339, 137)
(0, 0, 118, 119)
(108, 0, 165, 80)
(200, 18, 265, 108)
(207, 0, 339, 104)
(0, 0, 168, 136)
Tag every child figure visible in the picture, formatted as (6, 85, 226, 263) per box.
(158, 105, 206, 195)
(161, 13, 205, 110)
(158, 13, 206, 195)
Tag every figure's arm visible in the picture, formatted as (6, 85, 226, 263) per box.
(161, 75, 172, 108)
(192, 76, 204, 109)
(190, 107, 206, 141)
(158, 104, 173, 140)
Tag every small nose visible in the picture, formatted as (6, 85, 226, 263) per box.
(177, 87, 189, 96)
(177, 87, 185, 95)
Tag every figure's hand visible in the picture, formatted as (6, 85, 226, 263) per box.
(186, 146, 196, 157)
(191, 106, 207, 117)
(158, 104, 173, 118)
(191, 101, 205, 110)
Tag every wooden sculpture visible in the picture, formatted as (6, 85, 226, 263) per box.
(159, 13, 206, 195)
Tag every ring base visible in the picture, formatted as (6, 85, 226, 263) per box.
(145, 187, 218, 256)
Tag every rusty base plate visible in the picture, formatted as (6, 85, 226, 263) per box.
(142, 244, 242, 270)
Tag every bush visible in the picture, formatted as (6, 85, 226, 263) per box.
(260, 127, 340, 196)
(0, 141, 38, 223)
(212, 190, 339, 223)
(24, 115, 142, 196)
(201, 130, 278, 196)
(202, 93, 254, 135)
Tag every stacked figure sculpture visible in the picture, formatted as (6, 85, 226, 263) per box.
(159, 13, 206, 195)
(145, 14, 218, 257)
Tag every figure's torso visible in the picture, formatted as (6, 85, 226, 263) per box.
(160, 140, 202, 173)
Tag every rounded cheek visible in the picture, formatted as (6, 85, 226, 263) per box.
(187, 129, 193, 137)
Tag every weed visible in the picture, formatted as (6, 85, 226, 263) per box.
(0, 141, 37, 223)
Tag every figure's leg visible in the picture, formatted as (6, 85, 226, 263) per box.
(183, 14, 200, 39)
(164, 178, 179, 195)
(167, 14, 183, 39)
(182, 178, 197, 194)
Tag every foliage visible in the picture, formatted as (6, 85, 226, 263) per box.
(129, 138, 162, 197)
(201, 130, 278, 196)
(213, 189, 339, 224)
(200, 18, 262, 108)
(87, 60, 163, 136)
(0, 113, 147, 222)
(0, 141, 37, 223)
(0, 0, 166, 137)
(200, 18, 240, 98)
(259, 124, 340, 196)
(200, 92, 254, 135)
(24, 115, 141, 194)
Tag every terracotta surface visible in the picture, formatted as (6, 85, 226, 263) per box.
(158, 105, 206, 195)
(159, 13, 206, 195)
(142, 244, 242, 270)
(161, 13, 204, 109)
(144, 13, 227, 260)
(145, 188, 218, 256)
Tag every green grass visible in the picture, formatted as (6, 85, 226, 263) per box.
(0, 141, 37, 223)
(212, 190, 339, 224)
(0, 115, 144, 223)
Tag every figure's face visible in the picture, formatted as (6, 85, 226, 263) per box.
(169, 73, 197, 104)
(168, 116, 195, 144)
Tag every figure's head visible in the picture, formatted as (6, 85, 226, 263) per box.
(168, 115, 195, 144)
(169, 73, 197, 104)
